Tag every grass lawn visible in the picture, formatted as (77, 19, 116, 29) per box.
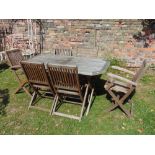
(0, 63, 155, 135)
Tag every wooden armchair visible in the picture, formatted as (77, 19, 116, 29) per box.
(104, 60, 147, 117)
(76, 48, 98, 58)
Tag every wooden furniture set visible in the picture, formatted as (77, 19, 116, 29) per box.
(5, 48, 147, 120)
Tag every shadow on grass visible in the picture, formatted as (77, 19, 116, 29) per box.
(0, 63, 9, 73)
(0, 89, 10, 116)
(93, 77, 107, 96)
(82, 76, 108, 113)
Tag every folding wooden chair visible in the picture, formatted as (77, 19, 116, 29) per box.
(5, 48, 31, 96)
(104, 60, 147, 117)
(20, 61, 56, 112)
(47, 64, 89, 121)
(54, 48, 73, 56)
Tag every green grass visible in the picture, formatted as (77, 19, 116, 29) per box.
(0, 63, 155, 135)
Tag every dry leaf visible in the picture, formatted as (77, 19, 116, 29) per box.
(137, 128, 144, 133)
(121, 126, 125, 130)
(123, 122, 126, 126)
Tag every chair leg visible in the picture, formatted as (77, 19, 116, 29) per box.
(107, 101, 118, 112)
(23, 86, 32, 97)
(50, 95, 58, 115)
(52, 96, 82, 121)
(128, 99, 133, 116)
(13, 71, 31, 96)
(51, 95, 59, 115)
(85, 87, 94, 116)
(107, 89, 132, 117)
(14, 83, 31, 97)
(14, 85, 22, 94)
(52, 85, 89, 121)
(28, 92, 37, 109)
(79, 84, 89, 121)
(14, 79, 26, 93)
(117, 102, 132, 117)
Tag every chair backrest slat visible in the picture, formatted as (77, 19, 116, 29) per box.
(5, 49, 23, 67)
(20, 62, 49, 86)
(77, 48, 98, 58)
(55, 48, 72, 56)
(132, 59, 147, 82)
(47, 64, 81, 92)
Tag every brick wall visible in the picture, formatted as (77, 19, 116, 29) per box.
(1, 19, 155, 66)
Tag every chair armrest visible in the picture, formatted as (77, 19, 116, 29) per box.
(107, 73, 137, 86)
(111, 66, 135, 75)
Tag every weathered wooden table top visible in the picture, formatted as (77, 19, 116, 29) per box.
(27, 53, 110, 76)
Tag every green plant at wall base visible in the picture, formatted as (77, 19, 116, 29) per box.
(107, 57, 127, 67)
(102, 57, 132, 79)
(149, 63, 155, 69)
(148, 89, 155, 95)
(141, 75, 154, 84)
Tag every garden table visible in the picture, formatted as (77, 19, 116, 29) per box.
(27, 53, 110, 115)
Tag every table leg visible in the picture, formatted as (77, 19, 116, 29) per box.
(85, 76, 95, 116)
